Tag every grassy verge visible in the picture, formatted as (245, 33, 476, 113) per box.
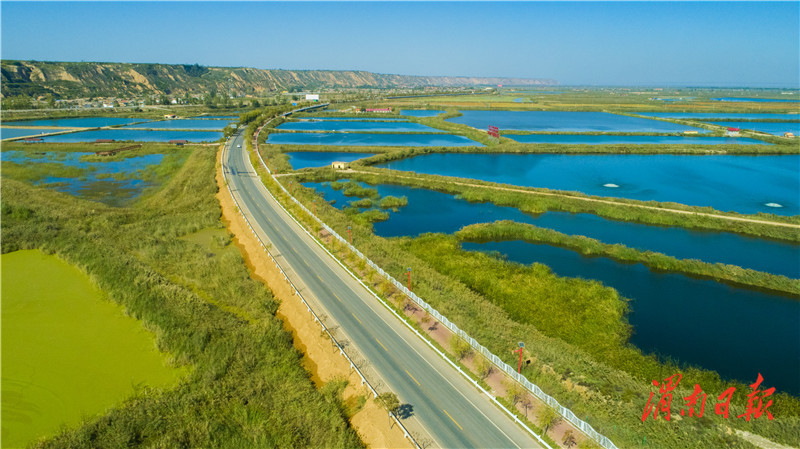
(455, 221, 799, 297)
(0, 147, 363, 448)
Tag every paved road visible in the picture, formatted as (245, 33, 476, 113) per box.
(223, 131, 543, 449)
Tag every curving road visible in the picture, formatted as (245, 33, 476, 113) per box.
(223, 130, 544, 449)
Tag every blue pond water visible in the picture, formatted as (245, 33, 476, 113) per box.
(462, 240, 800, 396)
(192, 115, 239, 119)
(124, 119, 230, 130)
(507, 134, 765, 145)
(447, 111, 704, 132)
(712, 97, 800, 103)
(1, 128, 73, 139)
(400, 110, 445, 117)
(303, 181, 799, 277)
(267, 132, 481, 147)
(1, 117, 150, 128)
(377, 153, 800, 216)
(286, 152, 375, 169)
(40, 129, 223, 143)
(2, 150, 164, 205)
(297, 117, 407, 121)
(705, 121, 800, 136)
(277, 120, 442, 133)
(637, 112, 800, 120)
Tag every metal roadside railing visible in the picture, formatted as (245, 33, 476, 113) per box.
(221, 136, 422, 449)
(251, 106, 619, 449)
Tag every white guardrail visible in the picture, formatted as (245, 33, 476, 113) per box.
(253, 108, 618, 449)
(221, 134, 422, 449)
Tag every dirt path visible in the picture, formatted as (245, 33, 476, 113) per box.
(216, 150, 412, 449)
(343, 169, 800, 230)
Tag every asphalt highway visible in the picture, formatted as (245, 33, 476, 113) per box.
(223, 131, 543, 449)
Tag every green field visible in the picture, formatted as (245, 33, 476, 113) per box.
(1, 250, 184, 448)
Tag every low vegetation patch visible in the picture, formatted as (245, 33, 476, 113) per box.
(0, 148, 363, 448)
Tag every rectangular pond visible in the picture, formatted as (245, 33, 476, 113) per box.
(446, 110, 704, 132)
(462, 240, 800, 396)
(286, 151, 376, 169)
(297, 116, 407, 121)
(2, 128, 75, 140)
(712, 97, 800, 103)
(636, 112, 800, 120)
(39, 129, 223, 143)
(191, 115, 239, 119)
(507, 134, 766, 145)
(0, 117, 151, 128)
(123, 119, 230, 130)
(267, 132, 481, 147)
(277, 120, 442, 133)
(705, 121, 800, 136)
(303, 181, 799, 278)
(400, 110, 445, 117)
(376, 153, 800, 216)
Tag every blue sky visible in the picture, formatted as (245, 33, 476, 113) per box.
(1, 1, 798, 87)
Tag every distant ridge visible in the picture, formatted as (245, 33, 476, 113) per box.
(1, 60, 556, 99)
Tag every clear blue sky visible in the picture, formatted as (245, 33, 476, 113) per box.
(2, 1, 798, 87)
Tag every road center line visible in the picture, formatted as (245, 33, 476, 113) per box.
(351, 312, 363, 324)
(375, 338, 388, 352)
(443, 409, 464, 431)
(405, 369, 421, 387)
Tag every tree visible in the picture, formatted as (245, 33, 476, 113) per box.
(475, 355, 493, 380)
(504, 379, 525, 407)
(562, 430, 578, 448)
(449, 335, 471, 360)
(376, 392, 400, 415)
(538, 406, 562, 435)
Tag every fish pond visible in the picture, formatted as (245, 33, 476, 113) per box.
(712, 97, 800, 103)
(277, 120, 443, 133)
(0, 117, 151, 128)
(1, 250, 183, 448)
(400, 110, 445, 117)
(705, 121, 800, 136)
(506, 134, 765, 145)
(297, 117, 407, 121)
(124, 119, 230, 130)
(39, 129, 223, 143)
(376, 153, 800, 216)
(2, 150, 168, 206)
(446, 111, 704, 132)
(1, 128, 74, 140)
(462, 240, 800, 396)
(636, 112, 800, 120)
(266, 132, 481, 147)
(304, 181, 799, 277)
(286, 151, 376, 169)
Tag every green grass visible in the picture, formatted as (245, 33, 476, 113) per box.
(1, 143, 193, 207)
(1, 249, 185, 449)
(456, 221, 800, 297)
(1, 147, 364, 448)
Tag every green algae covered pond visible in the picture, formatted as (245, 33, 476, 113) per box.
(1, 250, 185, 448)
